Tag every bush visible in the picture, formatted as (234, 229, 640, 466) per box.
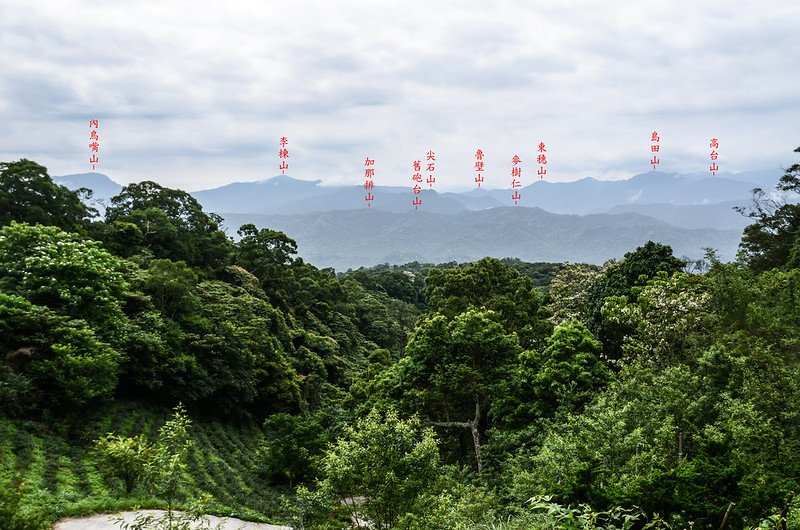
(258, 413, 328, 487)
(316, 409, 441, 529)
(93, 433, 153, 494)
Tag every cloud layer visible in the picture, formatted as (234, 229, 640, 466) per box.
(1, 0, 798, 191)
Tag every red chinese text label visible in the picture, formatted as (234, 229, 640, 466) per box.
(364, 157, 375, 207)
(89, 119, 100, 171)
(650, 131, 660, 169)
(279, 136, 289, 174)
(537, 141, 547, 179)
(709, 138, 719, 175)
(511, 154, 522, 205)
(475, 149, 484, 187)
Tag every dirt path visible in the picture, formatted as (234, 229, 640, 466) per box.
(53, 510, 292, 530)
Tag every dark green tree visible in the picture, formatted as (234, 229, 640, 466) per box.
(259, 413, 328, 487)
(0, 159, 92, 231)
(0, 293, 121, 410)
(737, 146, 800, 272)
(401, 309, 521, 472)
(137, 259, 200, 319)
(183, 280, 301, 414)
(584, 241, 685, 359)
(316, 409, 441, 530)
(425, 257, 550, 349)
(104, 181, 232, 270)
(509, 320, 610, 424)
(235, 223, 299, 307)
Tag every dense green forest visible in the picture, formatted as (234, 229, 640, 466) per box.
(1, 149, 799, 529)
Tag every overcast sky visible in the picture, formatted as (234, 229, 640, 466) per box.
(1, 0, 799, 191)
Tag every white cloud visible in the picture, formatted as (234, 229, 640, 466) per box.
(0, 0, 798, 191)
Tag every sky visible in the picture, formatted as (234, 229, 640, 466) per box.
(1, 0, 799, 192)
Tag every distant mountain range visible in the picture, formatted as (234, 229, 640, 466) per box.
(188, 170, 777, 216)
(220, 206, 742, 271)
(53, 168, 779, 268)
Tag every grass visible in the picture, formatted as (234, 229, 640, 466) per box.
(0, 401, 285, 527)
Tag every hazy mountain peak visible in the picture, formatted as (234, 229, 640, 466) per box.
(53, 172, 123, 201)
(54, 172, 118, 186)
(257, 174, 323, 186)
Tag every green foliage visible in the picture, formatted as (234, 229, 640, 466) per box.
(398, 308, 521, 472)
(94, 406, 224, 530)
(511, 363, 709, 517)
(583, 241, 685, 359)
(146, 406, 194, 511)
(547, 263, 604, 325)
(0, 360, 35, 416)
(342, 265, 426, 307)
(395, 470, 500, 530)
(117, 264, 301, 413)
(744, 268, 800, 354)
(0, 478, 49, 530)
(137, 259, 200, 319)
(0, 222, 128, 335)
(0, 404, 282, 527)
(3, 155, 800, 530)
(259, 413, 328, 487)
(316, 409, 441, 530)
(104, 181, 232, 271)
(0, 159, 92, 232)
(738, 146, 800, 271)
(501, 320, 610, 426)
(0, 293, 121, 410)
(425, 257, 549, 349)
(280, 485, 344, 530)
(402, 309, 520, 420)
(498, 258, 566, 289)
(93, 433, 153, 494)
(602, 272, 716, 365)
(184, 280, 301, 413)
(521, 495, 669, 530)
(235, 223, 299, 299)
(342, 279, 403, 351)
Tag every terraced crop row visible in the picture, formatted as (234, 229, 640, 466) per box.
(0, 402, 281, 524)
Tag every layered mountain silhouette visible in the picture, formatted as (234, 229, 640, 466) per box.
(184, 169, 775, 216)
(54, 168, 779, 269)
(220, 206, 742, 271)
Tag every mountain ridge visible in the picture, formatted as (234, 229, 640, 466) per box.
(54, 168, 780, 217)
(51, 170, 772, 265)
(219, 206, 742, 271)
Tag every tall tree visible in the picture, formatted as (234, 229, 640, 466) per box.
(104, 181, 232, 270)
(737, 146, 800, 272)
(316, 409, 441, 530)
(584, 241, 685, 359)
(235, 223, 299, 306)
(511, 320, 610, 423)
(401, 309, 520, 472)
(425, 257, 549, 349)
(0, 159, 92, 231)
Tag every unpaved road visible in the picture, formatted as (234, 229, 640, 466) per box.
(53, 510, 292, 530)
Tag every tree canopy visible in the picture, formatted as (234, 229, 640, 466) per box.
(0, 159, 93, 231)
(738, 145, 800, 271)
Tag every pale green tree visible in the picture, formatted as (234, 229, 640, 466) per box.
(317, 409, 441, 530)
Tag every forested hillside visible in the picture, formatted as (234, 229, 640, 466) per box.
(1, 150, 800, 529)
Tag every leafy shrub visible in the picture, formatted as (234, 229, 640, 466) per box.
(93, 433, 153, 494)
